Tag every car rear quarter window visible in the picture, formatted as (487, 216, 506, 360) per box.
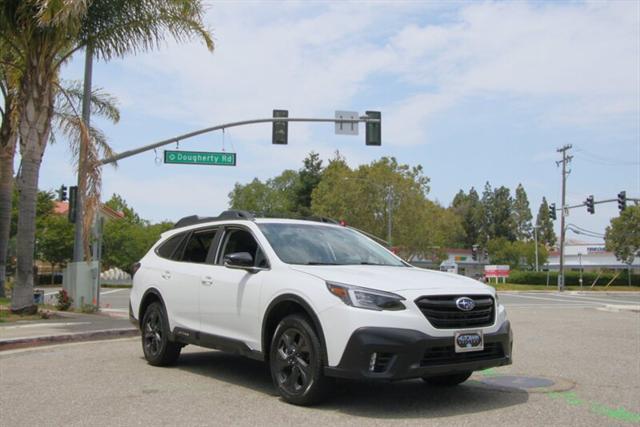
(156, 233, 186, 260)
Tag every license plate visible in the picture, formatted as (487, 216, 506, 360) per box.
(454, 330, 484, 353)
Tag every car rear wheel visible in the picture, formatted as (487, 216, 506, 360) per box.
(269, 314, 332, 406)
(422, 371, 472, 386)
(141, 301, 181, 366)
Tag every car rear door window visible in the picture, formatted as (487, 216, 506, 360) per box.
(181, 229, 217, 264)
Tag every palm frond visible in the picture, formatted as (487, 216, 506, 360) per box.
(54, 80, 120, 124)
(82, 0, 214, 61)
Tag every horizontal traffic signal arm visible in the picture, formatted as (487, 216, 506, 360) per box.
(551, 196, 639, 212)
(99, 115, 382, 166)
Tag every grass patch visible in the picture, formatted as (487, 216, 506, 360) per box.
(489, 283, 640, 292)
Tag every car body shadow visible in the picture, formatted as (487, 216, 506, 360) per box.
(175, 349, 529, 419)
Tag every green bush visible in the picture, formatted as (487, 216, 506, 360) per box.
(508, 270, 639, 286)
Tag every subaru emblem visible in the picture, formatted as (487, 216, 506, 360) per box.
(456, 297, 475, 311)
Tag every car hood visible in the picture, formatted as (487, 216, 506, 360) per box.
(290, 265, 494, 295)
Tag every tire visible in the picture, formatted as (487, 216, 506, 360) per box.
(269, 314, 333, 406)
(141, 301, 181, 366)
(422, 371, 472, 386)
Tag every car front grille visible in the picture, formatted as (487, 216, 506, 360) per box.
(415, 295, 495, 329)
(421, 342, 504, 367)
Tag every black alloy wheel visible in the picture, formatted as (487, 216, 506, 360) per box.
(269, 314, 332, 405)
(141, 302, 181, 366)
(274, 328, 312, 394)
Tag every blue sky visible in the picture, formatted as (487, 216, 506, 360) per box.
(35, 0, 639, 243)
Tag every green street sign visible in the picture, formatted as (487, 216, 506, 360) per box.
(164, 150, 236, 166)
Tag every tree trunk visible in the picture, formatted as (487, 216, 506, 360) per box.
(0, 132, 16, 299)
(0, 88, 17, 299)
(12, 59, 54, 314)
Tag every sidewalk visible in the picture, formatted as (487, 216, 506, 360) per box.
(0, 309, 138, 351)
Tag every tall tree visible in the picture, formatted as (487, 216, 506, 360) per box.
(605, 205, 640, 266)
(536, 197, 557, 248)
(37, 214, 74, 283)
(451, 187, 483, 247)
(1, 0, 213, 312)
(102, 194, 173, 273)
(311, 156, 449, 258)
(0, 79, 119, 298)
(228, 170, 299, 214)
(294, 152, 323, 216)
(512, 183, 533, 240)
(491, 186, 516, 241)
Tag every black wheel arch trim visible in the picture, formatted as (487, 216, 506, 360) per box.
(261, 293, 328, 364)
(138, 288, 168, 332)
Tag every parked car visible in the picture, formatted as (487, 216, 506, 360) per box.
(129, 210, 512, 405)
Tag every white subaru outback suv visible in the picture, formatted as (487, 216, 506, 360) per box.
(129, 210, 512, 405)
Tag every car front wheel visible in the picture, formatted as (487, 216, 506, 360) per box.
(269, 314, 332, 406)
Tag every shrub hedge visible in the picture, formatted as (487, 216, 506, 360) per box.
(508, 270, 639, 286)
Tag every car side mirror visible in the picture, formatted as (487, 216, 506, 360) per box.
(224, 252, 264, 274)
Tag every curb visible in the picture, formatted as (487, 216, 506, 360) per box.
(0, 327, 139, 352)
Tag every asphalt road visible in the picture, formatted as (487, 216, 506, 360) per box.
(1, 295, 638, 426)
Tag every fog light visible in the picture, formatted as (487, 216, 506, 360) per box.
(368, 352, 378, 372)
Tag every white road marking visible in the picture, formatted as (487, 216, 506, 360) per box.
(504, 303, 595, 308)
(502, 293, 596, 305)
(551, 293, 640, 305)
(0, 322, 91, 330)
(100, 289, 126, 296)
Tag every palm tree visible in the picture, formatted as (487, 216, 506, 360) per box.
(0, 0, 213, 312)
(0, 78, 120, 302)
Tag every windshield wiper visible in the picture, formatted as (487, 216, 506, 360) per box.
(302, 262, 342, 265)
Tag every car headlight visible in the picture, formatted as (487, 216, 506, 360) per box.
(326, 281, 406, 311)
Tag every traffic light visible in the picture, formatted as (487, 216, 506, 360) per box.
(617, 191, 626, 212)
(68, 186, 78, 223)
(272, 109, 288, 145)
(549, 203, 557, 220)
(586, 195, 595, 214)
(471, 245, 478, 261)
(58, 185, 68, 202)
(365, 111, 381, 146)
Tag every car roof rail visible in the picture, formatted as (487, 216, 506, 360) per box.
(218, 210, 255, 220)
(173, 210, 255, 229)
(301, 216, 340, 224)
(173, 215, 218, 229)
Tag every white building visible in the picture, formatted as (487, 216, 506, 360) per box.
(546, 240, 639, 273)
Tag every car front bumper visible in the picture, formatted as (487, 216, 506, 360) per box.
(324, 320, 512, 380)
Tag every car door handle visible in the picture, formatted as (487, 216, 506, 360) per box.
(161, 271, 171, 280)
(201, 276, 214, 286)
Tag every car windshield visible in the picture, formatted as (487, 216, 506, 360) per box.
(258, 223, 406, 266)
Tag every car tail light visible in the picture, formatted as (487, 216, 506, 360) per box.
(131, 262, 141, 277)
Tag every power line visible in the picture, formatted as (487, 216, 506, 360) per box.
(573, 148, 640, 166)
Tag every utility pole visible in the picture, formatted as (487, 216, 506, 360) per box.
(73, 43, 93, 263)
(533, 225, 539, 272)
(386, 187, 393, 246)
(556, 144, 572, 292)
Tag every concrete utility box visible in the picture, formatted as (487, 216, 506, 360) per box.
(63, 261, 99, 308)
